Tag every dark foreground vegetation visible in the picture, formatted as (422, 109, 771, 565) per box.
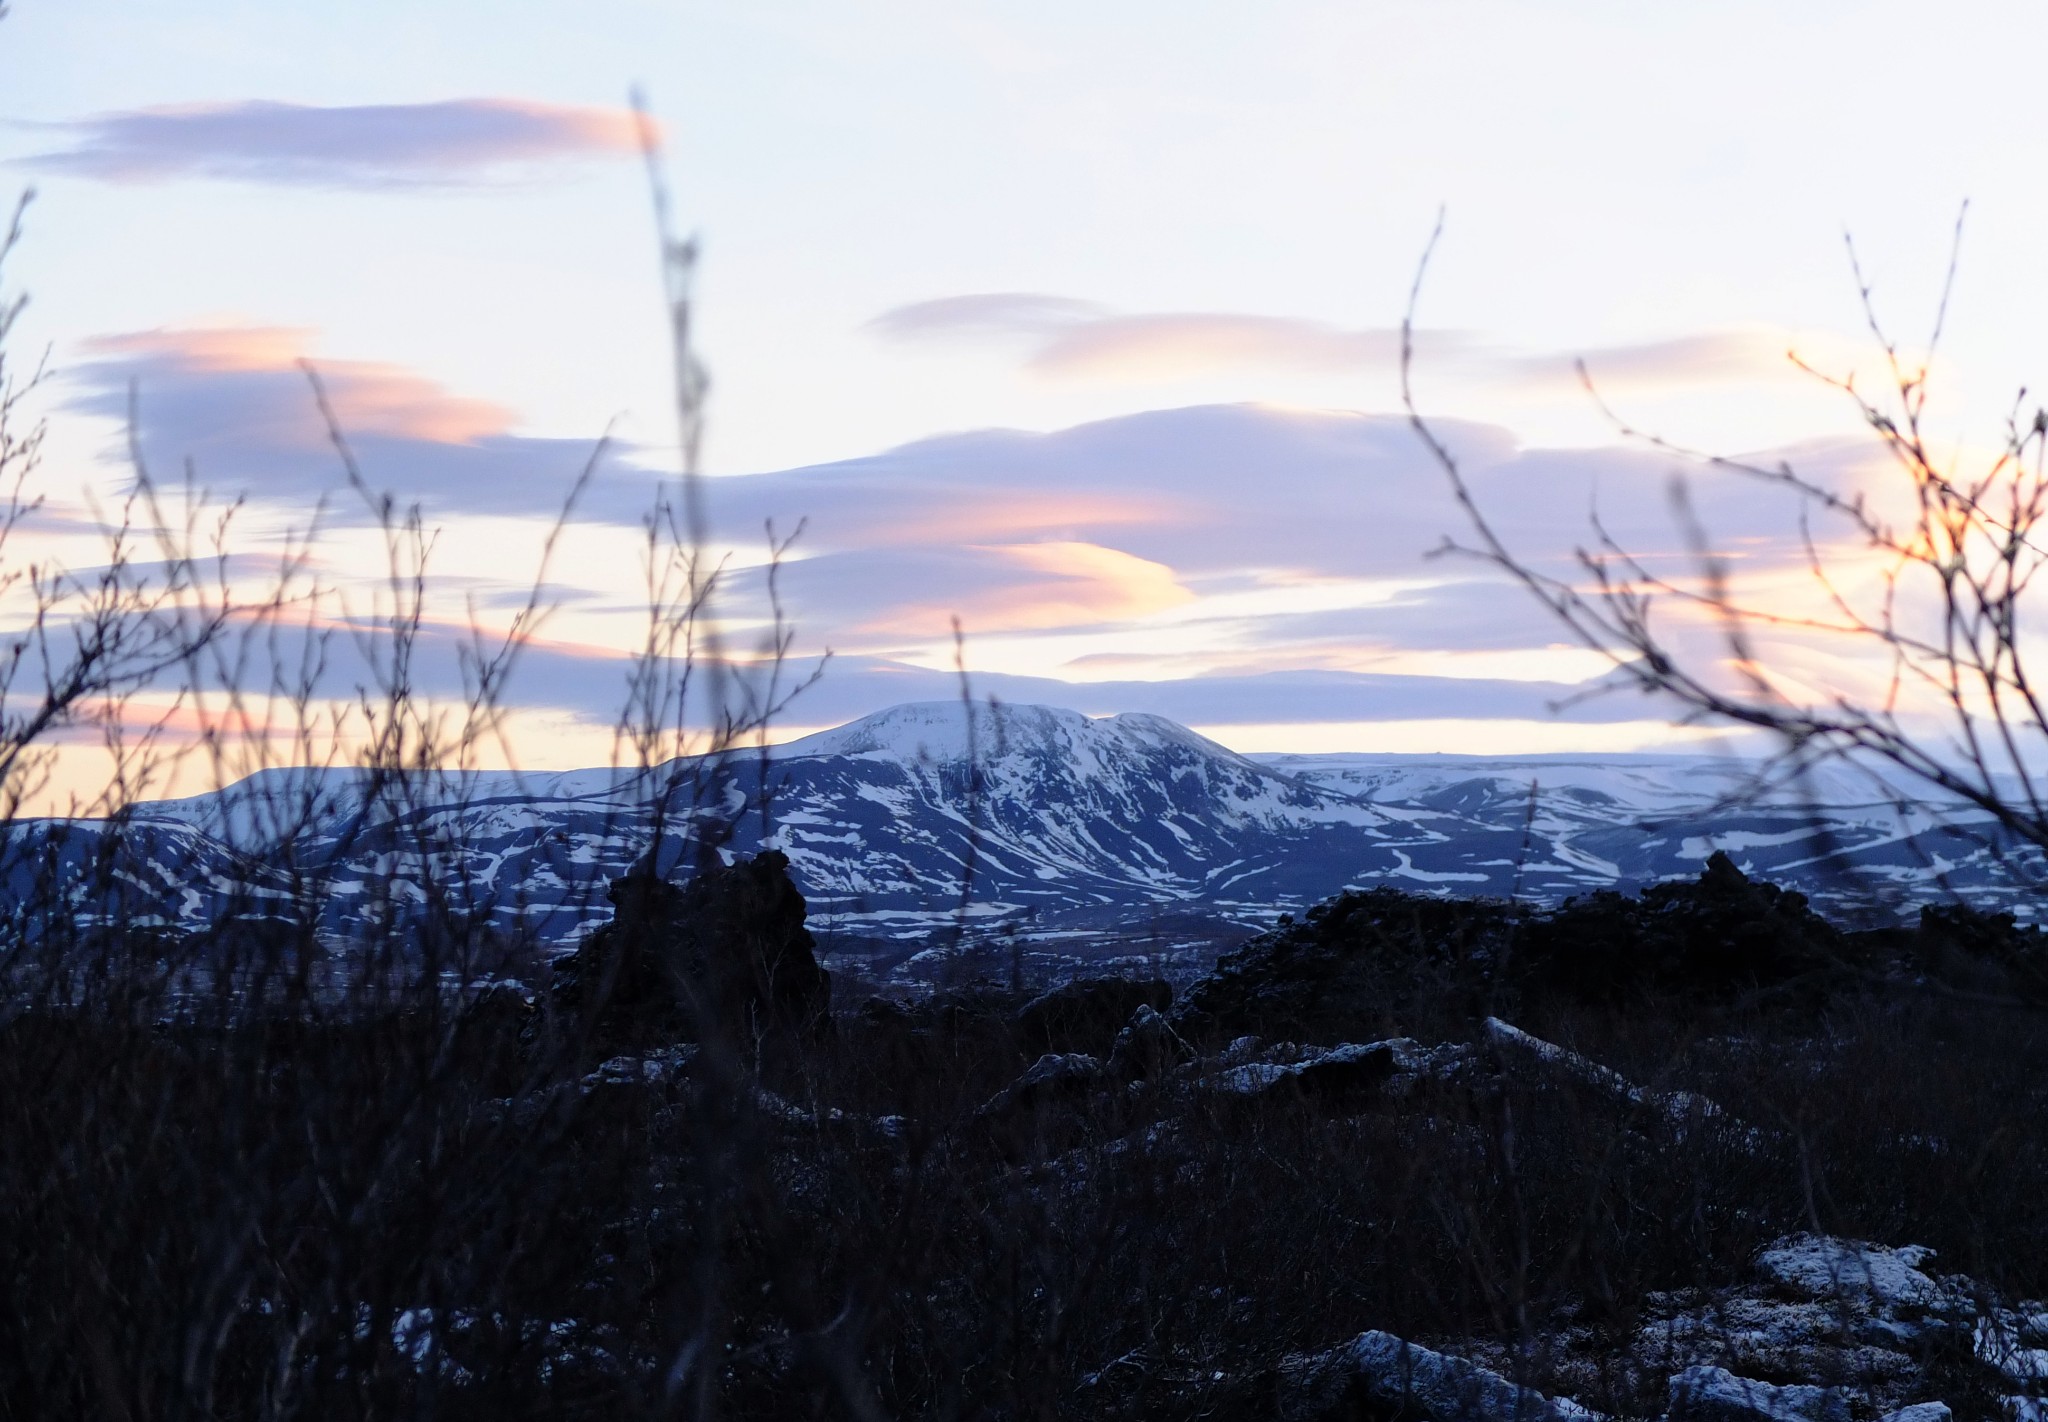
(5, 844, 2047, 1421)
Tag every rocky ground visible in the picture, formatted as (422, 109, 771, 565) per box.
(13, 845, 2046, 1418)
(512, 848, 2048, 1418)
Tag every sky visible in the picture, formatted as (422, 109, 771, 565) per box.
(3, 1, 2046, 795)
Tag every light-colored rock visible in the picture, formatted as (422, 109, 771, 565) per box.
(1208, 1039, 1399, 1101)
(1667, 1364, 1852, 1422)
(1755, 1236, 1946, 1312)
(582, 1043, 699, 1091)
(1977, 1310, 2048, 1383)
(1483, 1017, 1725, 1129)
(1280, 1328, 1600, 1422)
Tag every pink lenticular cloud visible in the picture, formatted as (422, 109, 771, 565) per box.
(81, 326, 319, 373)
(66, 325, 637, 520)
(77, 326, 516, 446)
(851, 541, 1195, 637)
(800, 490, 1185, 549)
(26, 99, 649, 187)
(864, 291, 1819, 394)
(1028, 314, 1403, 382)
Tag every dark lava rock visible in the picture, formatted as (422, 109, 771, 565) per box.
(1286, 1040, 1400, 1100)
(858, 985, 1022, 1040)
(1015, 976, 1173, 1056)
(1520, 851, 1859, 1004)
(1174, 889, 1522, 1045)
(1106, 1003, 1194, 1080)
(1908, 902, 2048, 1003)
(1172, 854, 1915, 1043)
(974, 1051, 1108, 1122)
(1205, 1041, 1403, 1111)
(841, 986, 1041, 1105)
(547, 850, 830, 1055)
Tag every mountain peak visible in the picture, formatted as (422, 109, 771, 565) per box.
(773, 701, 1266, 774)
(776, 701, 1094, 762)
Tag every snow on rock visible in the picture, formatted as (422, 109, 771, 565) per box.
(1976, 1310, 2048, 1385)
(1878, 1406, 1952, 1422)
(1485, 1017, 1649, 1103)
(1192, 1033, 1476, 1106)
(1278, 1329, 1601, 1422)
(1205, 1039, 1401, 1103)
(1638, 1276, 1927, 1403)
(1667, 1364, 1853, 1422)
(1619, 1233, 2021, 1420)
(1483, 1017, 1731, 1134)
(582, 1044, 699, 1092)
(1755, 1235, 1951, 1313)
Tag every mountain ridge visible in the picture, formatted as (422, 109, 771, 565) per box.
(6, 702, 2041, 966)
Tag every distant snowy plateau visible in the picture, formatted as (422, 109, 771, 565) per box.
(10, 702, 2042, 975)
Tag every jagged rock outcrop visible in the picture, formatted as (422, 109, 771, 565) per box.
(1482, 1017, 1730, 1134)
(1520, 851, 1857, 1004)
(1203, 1039, 1404, 1107)
(1014, 976, 1173, 1056)
(1106, 1003, 1193, 1080)
(974, 1052, 1108, 1124)
(1172, 855, 1894, 1045)
(1173, 888, 1522, 1044)
(546, 850, 830, 1055)
(1907, 902, 2048, 1003)
(854, 984, 1017, 1040)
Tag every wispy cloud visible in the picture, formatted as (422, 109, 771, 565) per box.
(866, 291, 1808, 393)
(865, 293, 1106, 340)
(1030, 315, 1404, 381)
(1502, 328, 1803, 395)
(24, 98, 647, 188)
(868, 292, 1414, 382)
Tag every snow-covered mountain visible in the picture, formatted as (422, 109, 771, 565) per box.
(754, 703, 1392, 935)
(6, 702, 2041, 961)
(1255, 747, 2037, 916)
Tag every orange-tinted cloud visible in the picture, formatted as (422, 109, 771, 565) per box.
(80, 327, 514, 446)
(1028, 314, 1402, 382)
(806, 489, 1184, 548)
(66, 325, 640, 522)
(858, 541, 1194, 635)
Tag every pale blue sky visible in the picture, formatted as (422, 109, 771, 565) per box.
(2, 1, 2042, 768)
